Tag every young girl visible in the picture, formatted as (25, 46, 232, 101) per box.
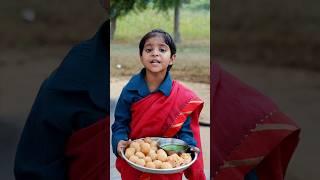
(111, 29, 206, 179)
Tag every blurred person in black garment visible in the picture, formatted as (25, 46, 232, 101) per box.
(14, 1, 109, 180)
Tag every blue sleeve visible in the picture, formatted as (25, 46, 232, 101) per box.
(176, 116, 197, 147)
(245, 169, 259, 180)
(111, 89, 131, 156)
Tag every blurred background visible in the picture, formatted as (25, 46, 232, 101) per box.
(0, 0, 106, 179)
(213, 0, 320, 180)
(109, 0, 210, 179)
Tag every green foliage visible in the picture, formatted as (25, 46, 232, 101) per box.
(110, 0, 136, 18)
(150, 0, 184, 11)
(110, 0, 192, 18)
(113, 8, 210, 43)
(184, 0, 210, 11)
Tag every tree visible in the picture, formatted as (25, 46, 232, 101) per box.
(110, 0, 150, 40)
(174, 0, 182, 43)
(151, 0, 190, 43)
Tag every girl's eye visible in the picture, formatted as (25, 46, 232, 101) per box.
(145, 49, 152, 53)
(159, 48, 166, 53)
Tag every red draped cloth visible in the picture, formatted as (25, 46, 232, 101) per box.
(116, 80, 206, 180)
(212, 63, 300, 180)
(65, 116, 108, 180)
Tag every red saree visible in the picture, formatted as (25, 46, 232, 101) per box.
(65, 116, 108, 180)
(212, 63, 300, 180)
(116, 80, 206, 180)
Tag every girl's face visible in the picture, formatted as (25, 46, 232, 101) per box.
(140, 36, 176, 75)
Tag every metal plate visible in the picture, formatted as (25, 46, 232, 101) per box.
(120, 137, 198, 174)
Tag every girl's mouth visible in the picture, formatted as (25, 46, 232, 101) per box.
(150, 60, 160, 64)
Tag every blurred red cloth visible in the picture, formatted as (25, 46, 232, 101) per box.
(65, 116, 108, 180)
(212, 63, 300, 179)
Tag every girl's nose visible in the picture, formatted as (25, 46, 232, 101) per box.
(151, 50, 159, 56)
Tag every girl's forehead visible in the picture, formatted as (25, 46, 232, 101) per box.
(144, 36, 167, 46)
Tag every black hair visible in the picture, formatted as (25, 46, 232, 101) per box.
(139, 29, 176, 70)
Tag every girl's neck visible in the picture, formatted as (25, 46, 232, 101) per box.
(145, 70, 167, 93)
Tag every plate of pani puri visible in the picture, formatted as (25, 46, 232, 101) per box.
(120, 137, 198, 174)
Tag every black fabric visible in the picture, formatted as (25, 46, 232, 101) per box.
(14, 20, 109, 180)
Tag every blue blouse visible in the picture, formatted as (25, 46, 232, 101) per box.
(111, 69, 197, 156)
(245, 169, 258, 180)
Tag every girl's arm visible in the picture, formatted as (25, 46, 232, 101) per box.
(111, 90, 131, 156)
(176, 116, 197, 146)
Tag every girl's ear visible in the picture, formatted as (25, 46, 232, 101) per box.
(169, 54, 176, 65)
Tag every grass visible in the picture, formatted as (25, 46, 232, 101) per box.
(113, 6, 210, 44)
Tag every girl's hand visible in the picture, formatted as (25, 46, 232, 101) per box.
(117, 140, 130, 156)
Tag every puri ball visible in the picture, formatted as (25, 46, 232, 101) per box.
(148, 150, 157, 160)
(181, 153, 192, 164)
(151, 146, 158, 151)
(136, 158, 146, 166)
(125, 147, 136, 159)
(135, 151, 145, 159)
(167, 153, 183, 167)
(145, 161, 156, 169)
(129, 155, 139, 163)
(149, 149, 156, 154)
(153, 160, 162, 169)
(144, 156, 152, 163)
(144, 137, 152, 143)
(129, 141, 141, 152)
(160, 162, 173, 169)
(157, 149, 166, 155)
(150, 140, 158, 147)
(157, 151, 167, 162)
(141, 142, 151, 154)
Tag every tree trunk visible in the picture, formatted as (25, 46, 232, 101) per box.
(174, 1, 181, 43)
(110, 17, 117, 41)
